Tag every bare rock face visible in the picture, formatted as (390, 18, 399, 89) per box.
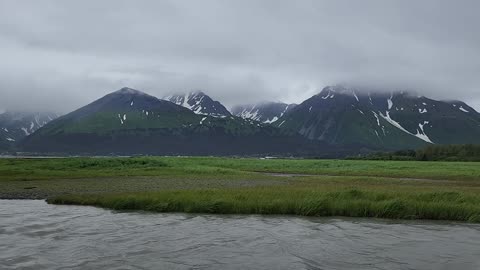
(164, 91, 231, 118)
(232, 102, 296, 124)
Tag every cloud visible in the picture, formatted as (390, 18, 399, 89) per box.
(0, 0, 479, 112)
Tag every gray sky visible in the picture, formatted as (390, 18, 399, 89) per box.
(1, 0, 479, 113)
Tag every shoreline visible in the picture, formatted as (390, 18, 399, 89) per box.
(1, 157, 479, 223)
(2, 198, 474, 226)
(47, 187, 480, 223)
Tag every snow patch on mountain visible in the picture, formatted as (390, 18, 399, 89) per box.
(459, 106, 469, 113)
(380, 112, 409, 134)
(353, 90, 359, 102)
(264, 117, 279, 124)
(164, 91, 231, 118)
(21, 128, 30, 136)
(380, 111, 433, 143)
(232, 102, 296, 124)
(416, 121, 433, 143)
(419, 108, 428, 114)
(0, 111, 58, 145)
(387, 94, 393, 110)
(238, 106, 260, 121)
(372, 111, 381, 126)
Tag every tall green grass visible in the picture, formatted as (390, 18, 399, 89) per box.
(48, 187, 480, 222)
(3, 156, 480, 222)
(2, 157, 480, 181)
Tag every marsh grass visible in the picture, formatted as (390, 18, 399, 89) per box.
(0, 157, 253, 181)
(2, 157, 480, 222)
(2, 157, 480, 181)
(49, 187, 480, 222)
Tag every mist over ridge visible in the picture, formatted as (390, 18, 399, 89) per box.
(0, 1, 479, 113)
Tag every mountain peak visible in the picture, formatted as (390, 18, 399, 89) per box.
(189, 90, 206, 96)
(164, 91, 231, 117)
(316, 85, 362, 102)
(232, 102, 297, 124)
(115, 87, 148, 96)
(277, 86, 480, 149)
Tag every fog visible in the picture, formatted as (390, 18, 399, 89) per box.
(1, 0, 479, 113)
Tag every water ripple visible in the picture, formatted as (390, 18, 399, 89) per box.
(1, 200, 480, 270)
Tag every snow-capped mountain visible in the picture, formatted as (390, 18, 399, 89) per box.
(164, 91, 231, 118)
(276, 85, 480, 150)
(21, 87, 324, 155)
(231, 102, 297, 124)
(0, 111, 58, 150)
(10, 85, 480, 155)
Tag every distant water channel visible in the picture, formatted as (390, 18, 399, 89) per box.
(1, 200, 480, 270)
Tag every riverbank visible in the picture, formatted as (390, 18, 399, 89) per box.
(49, 186, 480, 222)
(2, 157, 480, 222)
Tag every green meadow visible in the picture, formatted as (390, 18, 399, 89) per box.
(1, 157, 480, 222)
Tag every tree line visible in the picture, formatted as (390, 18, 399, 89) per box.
(348, 144, 480, 161)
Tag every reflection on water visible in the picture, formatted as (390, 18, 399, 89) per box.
(1, 200, 480, 270)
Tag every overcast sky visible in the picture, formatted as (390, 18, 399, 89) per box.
(1, 0, 479, 113)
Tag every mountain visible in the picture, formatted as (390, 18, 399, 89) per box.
(232, 102, 297, 124)
(17, 86, 480, 155)
(276, 85, 480, 150)
(0, 111, 58, 151)
(34, 87, 197, 132)
(21, 88, 336, 156)
(164, 91, 231, 118)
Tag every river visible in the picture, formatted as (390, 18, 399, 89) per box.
(1, 200, 479, 269)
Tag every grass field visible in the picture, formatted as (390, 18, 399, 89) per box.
(1, 157, 480, 222)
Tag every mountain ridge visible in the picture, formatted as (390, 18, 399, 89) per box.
(276, 86, 480, 150)
(21, 87, 335, 156)
(164, 91, 231, 118)
(232, 102, 297, 124)
(11, 85, 480, 156)
(0, 111, 58, 151)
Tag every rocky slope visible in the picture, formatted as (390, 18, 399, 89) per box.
(232, 102, 296, 124)
(164, 91, 231, 118)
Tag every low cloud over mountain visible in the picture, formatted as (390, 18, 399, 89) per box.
(1, 1, 479, 112)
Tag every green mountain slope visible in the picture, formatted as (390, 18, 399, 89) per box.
(21, 88, 334, 156)
(277, 86, 480, 150)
